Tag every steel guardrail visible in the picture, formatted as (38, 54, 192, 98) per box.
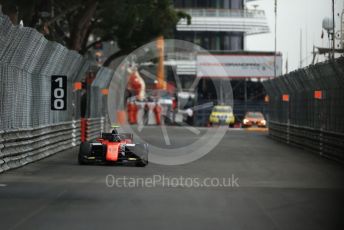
(0, 121, 81, 173)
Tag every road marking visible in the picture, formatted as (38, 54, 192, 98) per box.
(161, 125, 171, 145)
(246, 128, 268, 132)
(180, 122, 201, 135)
(0, 184, 7, 187)
(192, 102, 214, 111)
(138, 123, 144, 132)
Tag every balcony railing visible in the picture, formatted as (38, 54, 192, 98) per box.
(176, 8, 269, 35)
(176, 8, 266, 19)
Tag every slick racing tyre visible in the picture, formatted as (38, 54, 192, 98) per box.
(78, 142, 91, 165)
(136, 159, 148, 167)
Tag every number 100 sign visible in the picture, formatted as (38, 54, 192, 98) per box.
(51, 75, 67, 110)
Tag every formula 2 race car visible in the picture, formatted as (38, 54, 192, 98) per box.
(78, 126, 148, 167)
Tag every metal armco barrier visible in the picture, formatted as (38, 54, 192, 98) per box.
(0, 121, 80, 173)
(263, 57, 344, 162)
(80, 117, 105, 142)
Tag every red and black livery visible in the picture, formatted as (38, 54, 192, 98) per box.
(78, 128, 148, 167)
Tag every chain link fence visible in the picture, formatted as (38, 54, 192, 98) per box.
(0, 11, 91, 129)
(263, 57, 344, 162)
(88, 67, 114, 119)
(0, 11, 113, 172)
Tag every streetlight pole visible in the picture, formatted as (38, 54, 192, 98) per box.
(332, 0, 335, 59)
(274, 0, 277, 77)
(341, 9, 344, 50)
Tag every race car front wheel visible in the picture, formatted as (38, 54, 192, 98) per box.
(78, 142, 91, 165)
(136, 159, 148, 167)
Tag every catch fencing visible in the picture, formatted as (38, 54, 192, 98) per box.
(0, 10, 87, 129)
(87, 67, 114, 119)
(0, 11, 114, 172)
(263, 57, 344, 162)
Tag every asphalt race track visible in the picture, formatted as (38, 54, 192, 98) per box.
(0, 127, 343, 230)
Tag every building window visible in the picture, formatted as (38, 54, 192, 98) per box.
(231, 34, 242, 50)
(174, 0, 183, 8)
(230, 0, 243, 9)
(224, 0, 230, 9)
(175, 31, 244, 51)
(223, 35, 231, 50)
(174, 0, 243, 9)
(202, 37, 210, 50)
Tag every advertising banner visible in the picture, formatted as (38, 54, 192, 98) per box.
(197, 54, 283, 78)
